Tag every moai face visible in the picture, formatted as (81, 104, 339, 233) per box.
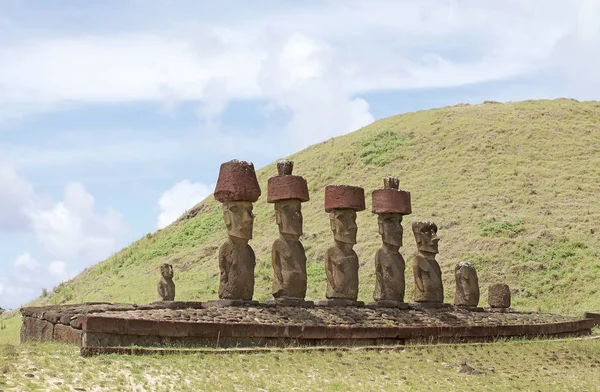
(161, 264, 174, 279)
(413, 222, 440, 254)
(223, 201, 255, 240)
(378, 213, 403, 247)
(275, 199, 303, 236)
(330, 209, 358, 244)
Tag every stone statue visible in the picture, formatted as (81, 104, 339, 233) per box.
(322, 185, 365, 303)
(267, 160, 310, 300)
(412, 221, 444, 303)
(371, 177, 411, 304)
(157, 263, 175, 301)
(454, 261, 480, 307)
(488, 283, 511, 308)
(214, 160, 261, 301)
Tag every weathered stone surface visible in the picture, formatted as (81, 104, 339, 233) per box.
(157, 263, 175, 301)
(264, 298, 314, 307)
(583, 311, 600, 326)
(204, 299, 260, 307)
(454, 261, 480, 306)
(267, 160, 309, 203)
(411, 221, 444, 303)
(488, 284, 511, 308)
(214, 160, 261, 202)
(54, 324, 83, 345)
(367, 300, 409, 309)
(410, 302, 452, 309)
(20, 316, 53, 343)
(371, 177, 411, 215)
(149, 301, 203, 309)
(316, 299, 365, 307)
(372, 179, 410, 303)
(325, 206, 363, 300)
(324, 185, 365, 212)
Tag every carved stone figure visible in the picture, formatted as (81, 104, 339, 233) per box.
(323, 185, 365, 301)
(412, 221, 444, 303)
(267, 160, 310, 300)
(371, 177, 411, 303)
(488, 283, 511, 308)
(214, 160, 261, 301)
(454, 261, 480, 307)
(157, 263, 175, 301)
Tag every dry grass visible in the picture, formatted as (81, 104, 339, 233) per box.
(1, 338, 600, 391)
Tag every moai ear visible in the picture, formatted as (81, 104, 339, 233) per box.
(223, 207, 232, 226)
(275, 205, 282, 225)
(378, 216, 384, 235)
(329, 212, 336, 231)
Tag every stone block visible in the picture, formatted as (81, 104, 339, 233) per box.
(583, 311, 600, 326)
(488, 283, 511, 308)
(367, 300, 409, 309)
(203, 299, 260, 307)
(410, 302, 452, 309)
(324, 185, 365, 212)
(315, 299, 365, 307)
(54, 324, 83, 345)
(264, 298, 314, 307)
(20, 316, 54, 343)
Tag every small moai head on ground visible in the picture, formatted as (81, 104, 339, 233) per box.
(324, 185, 365, 245)
(372, 176, 412, 247)
(488, 283, 511, 308)
(160, 263, 174, 280)
(267, 160, 309, 237)
(454, 261, 480, 306)
(412, 221, 440, 254)
(214, 160, 261, 241)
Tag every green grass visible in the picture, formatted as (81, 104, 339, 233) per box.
(3, 98, 600, 340)
(1, 338, 600, 391)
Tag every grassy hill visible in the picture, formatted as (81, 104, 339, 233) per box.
(11, 98, 600, 318)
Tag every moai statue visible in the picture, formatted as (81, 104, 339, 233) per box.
(454, 261, 480, 307)
(412, 221, 444, 304)
(157, 263, 175, 301)
(267, 160, 311, 304)
(370, 177, 411, 307)
(320, 185, 366, 306)
(488, 283, 511, 309)
(213, 160, 261, 302)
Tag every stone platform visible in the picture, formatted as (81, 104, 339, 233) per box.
(20, 302, 596, 354)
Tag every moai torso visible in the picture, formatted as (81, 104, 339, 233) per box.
(412, 253, 443, 303)
(374, 246, 405, 302)
(454, 262, 480, 306)
(325, 243, 359, 300)
(272, 236, 307, 299)
(218, 239, 256, 300)
(157, 264, 175, 301)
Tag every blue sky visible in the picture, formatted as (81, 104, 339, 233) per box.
(1, 0, 599, 309)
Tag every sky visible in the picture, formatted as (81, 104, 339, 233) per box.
(1, 0, 599, 310)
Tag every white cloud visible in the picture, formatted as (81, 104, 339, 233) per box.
(0, 158, 34, 231)
(48, 260, 69, 281)
(157, 180, 213, 229)
(25, 182, 128, 262)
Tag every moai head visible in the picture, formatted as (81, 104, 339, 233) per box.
(160, 263, 174, 280)
(214, 159, 261, 241)
(324, 185, 365, 245)
(412, 221, 440, 254)
(223, 201, 254, 240)
(372, 176, 412, 247)
(267, 160, 309, 237)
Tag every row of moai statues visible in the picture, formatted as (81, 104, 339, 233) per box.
(157, 159, 512, 309)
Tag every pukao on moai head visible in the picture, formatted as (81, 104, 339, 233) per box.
(267, 160, 310, 300)
(371, 177, 411, 303)
(157, 263, 175, 301)
(454, 261, 480, 307)
(412, 221, 443, 303)
(214, 160, 261, 300)
(324, 185, 365, 300)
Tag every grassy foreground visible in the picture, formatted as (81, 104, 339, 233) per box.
(0, 338, 599, 391)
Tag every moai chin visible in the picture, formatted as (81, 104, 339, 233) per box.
(323, 185, 366, 302)
(371, 177, 412, 305)
(454, 261, 480, 307)
(412, 221, 444, 303)
(267, 160, 310, 300)
(157, 263, 175, 301)
(214, 160, 261, 301)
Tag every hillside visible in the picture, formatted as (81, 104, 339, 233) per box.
(18, 98, 600, 316)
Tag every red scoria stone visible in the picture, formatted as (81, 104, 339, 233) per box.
(324, 185, 366, 212)
(214, 160, 261, 202)
(267, 160, 309, 203)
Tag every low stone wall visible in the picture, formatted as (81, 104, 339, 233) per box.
(20, 302, 596, 351)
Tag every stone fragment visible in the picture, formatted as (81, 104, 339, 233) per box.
(488, 283, 511, 308)
(157, 263, 175, 301)
(268, 160, 309, 300)
(454, 261, 480, 307)
(412, 221, 444, 303)
(20, 317, 53, 343)
(366, 300, 409, 309)
(316, 299, 365, 307)
(214, 160, 261, 301)
(372, 177, 411, 303)
(323, 185, 365, 301)
(53, 324, 83, 345)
